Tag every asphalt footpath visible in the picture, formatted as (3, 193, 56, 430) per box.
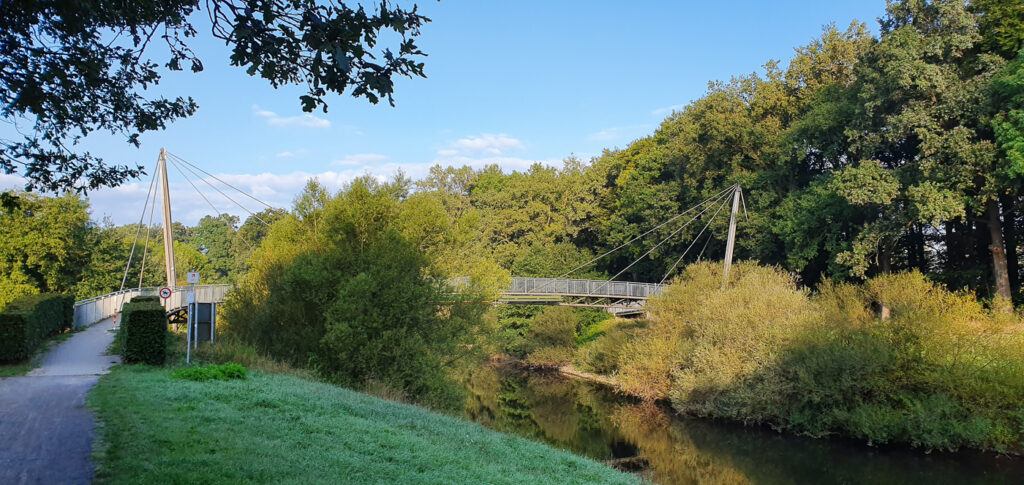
(0, 317, 120, 485)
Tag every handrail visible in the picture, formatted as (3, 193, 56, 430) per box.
(448, 277, 664, 300)
(72, 285, 233, 328)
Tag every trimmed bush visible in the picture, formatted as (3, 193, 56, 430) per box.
(121, 301, 168, 365)
(130, 295, 161, 304)
(0, 293, 74, 361)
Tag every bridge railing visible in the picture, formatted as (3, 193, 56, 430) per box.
(73, 285, 232, 328)
(505, 277, 664, 299)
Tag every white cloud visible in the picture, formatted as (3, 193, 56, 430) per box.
(430, 155, 559, 173)
(651, 104, 686, 117)
(441, 133, 524, 157)
(0, 173, 26, 190)
(331, 153, 389, 167)
(431, 133, 556, 173)
(276, 149, 308, 159)
(252, 105, 331, 129)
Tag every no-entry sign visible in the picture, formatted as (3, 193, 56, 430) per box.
(159, 287, 172, 299)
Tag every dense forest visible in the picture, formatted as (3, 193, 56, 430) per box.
(2, 0, 1024, 453)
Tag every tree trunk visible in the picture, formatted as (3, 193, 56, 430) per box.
(944, 222, 958, 273)
(1000, 195, 1019, 294)
(986, 199, 1013, 304)
(916, 225, 927, 272)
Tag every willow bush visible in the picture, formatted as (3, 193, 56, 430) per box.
(221, 177, 491, 409)
(615, 262, 1024, 452)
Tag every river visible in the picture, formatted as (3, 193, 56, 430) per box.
(460, 365, 1024, 484)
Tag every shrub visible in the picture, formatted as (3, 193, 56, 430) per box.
(130, 295, 161, 304)
(522, 307, 577, 367)
(171, 362, 247, 381)
(223, 178, 489, 410)
(0, 293, 74, 361)
(623, 263, 1024, 452)
(121, 301, 168, 365)
(575, 324, 635, 375)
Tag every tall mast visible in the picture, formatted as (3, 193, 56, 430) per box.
(722, 185, 741, 289)
(158, 148, 176, 288)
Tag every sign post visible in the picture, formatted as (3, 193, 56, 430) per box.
(185, 271, 199, 363)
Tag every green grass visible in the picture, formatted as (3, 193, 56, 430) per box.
(0, 328, 78, 378)
(88, 366, 640, 484)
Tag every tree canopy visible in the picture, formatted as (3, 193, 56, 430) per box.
(0, 0, 429, 193)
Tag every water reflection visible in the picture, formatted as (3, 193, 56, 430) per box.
(461, 365, 1024, 484)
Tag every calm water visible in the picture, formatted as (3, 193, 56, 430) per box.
(460, 365, 1024, 484)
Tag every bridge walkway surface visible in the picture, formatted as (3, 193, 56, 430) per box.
(0, 317, 120, 485)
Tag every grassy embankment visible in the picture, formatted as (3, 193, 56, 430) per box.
(88, 359, 639, 484)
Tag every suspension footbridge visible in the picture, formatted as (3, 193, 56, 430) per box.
(70, 149, 746, 328)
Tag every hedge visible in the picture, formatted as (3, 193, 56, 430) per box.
(0, 293, 75, 361)
(130, 295, 161, 304)
(121, 301, 168, 365)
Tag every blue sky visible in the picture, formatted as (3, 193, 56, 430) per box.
(2, 0, 884, 225)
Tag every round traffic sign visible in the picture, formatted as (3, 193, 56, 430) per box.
(159, 287, 172, 299)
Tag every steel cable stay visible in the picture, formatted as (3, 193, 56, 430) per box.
(695, 223, 716, 262)
(658, 188, 733, 285)
(136, 171, 162, 289)
(557, 184, 737, 279)
(166, 156, 255, 251)
(118, 159, 160, 292)
(525, 184, 737, 303)
(166, 151, 276, 210)
(532, 186, 735, 299)
(586, 187, 734, 296)
(166, 152, 270, 227)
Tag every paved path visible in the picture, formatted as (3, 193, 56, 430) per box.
(0, 317, 120, 485)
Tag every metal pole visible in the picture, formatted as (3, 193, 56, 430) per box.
(191, 284, 197, 351)
(185, 303, 191, 364)
(210, 302, 215, 344)
(722, 186, 741, 289)
(158, 149, 177, 289)
(186, 283, 195, 363)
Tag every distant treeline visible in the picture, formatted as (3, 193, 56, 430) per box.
(0, 191, 284, 308)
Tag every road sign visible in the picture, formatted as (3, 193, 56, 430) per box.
(186, 271, 200, 284)
(159, 287, 172, 299)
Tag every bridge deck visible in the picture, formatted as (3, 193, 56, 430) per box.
(75, 277, 663, 326)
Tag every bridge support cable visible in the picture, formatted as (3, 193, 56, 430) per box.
(136, 171, 162, 289)
(165, 156, 255, 251)
(166, 151, 276, 210)
(590, 187, 734, 295)
(658, 187, 734, 285)
(166, 152, 271, 227)
(556, 184, 738, 280)
(118, 160, 160, 292)
(695, 224, 715, 262)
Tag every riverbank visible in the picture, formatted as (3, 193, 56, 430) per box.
(87, 365, 639, 484)
(462, 364, 1024, 484)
